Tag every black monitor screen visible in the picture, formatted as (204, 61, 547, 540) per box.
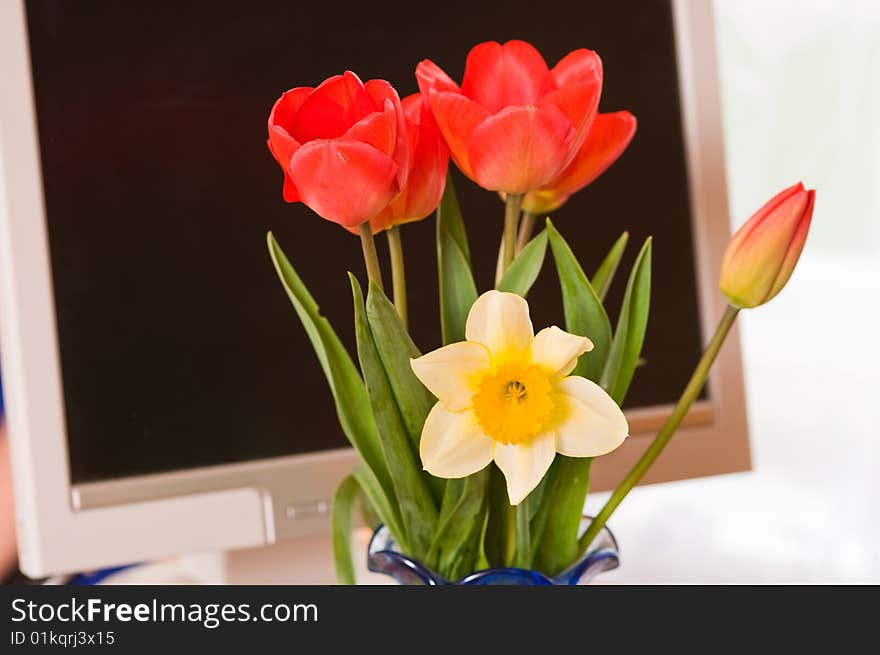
(24, 0, 703, 483)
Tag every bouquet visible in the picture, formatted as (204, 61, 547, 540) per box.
(264, 41, 815, 584)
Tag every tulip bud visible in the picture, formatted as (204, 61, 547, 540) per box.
(719, 182, 815, 308)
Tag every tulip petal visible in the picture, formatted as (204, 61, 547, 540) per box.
(429, 90, 490, 180)
(551, 49, 603, 88)
(420, 403, 495, 479)
(289, 138, 397, 228)
(552, 376, 628, 458)
(364, 79, 410, 191)
(401, 93, 424, 123)
(344, 102, 397, 157)
(468, 104, 575, 194)
(465, 290, 534, 358)
(373, 95, 449, 231)
(542, 111, 638, 210)
(411, 341, 491, 412)
(280, 174, 300, 203)
(461, 40, 554, 114)
(724, 182, 804, 254)
(267, 87, 312, 203)
(416, 59, 462, 100)
(537, 80, 601, 152)
(530, 326, 593, 377)
(268, 86, 313, 129)
(290, 71, 378, 142)
(494, 431, 556, 505)
(766, 189, 814, 301)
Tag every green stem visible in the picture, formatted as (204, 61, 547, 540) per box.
(515, 211, 537, 255)
(502, 194, 523, 275)
(358, 222, 384, 293)
(386, 226, 407, 328)
(578, 305, 741, 553)
(514, 499, 531, 568)
(493, 239, 505, 288)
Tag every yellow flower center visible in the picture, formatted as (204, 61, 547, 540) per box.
(472, 360, 554, 445)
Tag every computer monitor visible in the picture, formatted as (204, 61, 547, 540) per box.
(0, 0, 749, 579)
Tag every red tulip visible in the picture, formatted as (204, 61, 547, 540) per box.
(417, 40, 602, 195)
(522, 111, 637, 214)
(267, 71, 409, 229)
(370, 94, 449, 233)
(720, 182, 815, 308)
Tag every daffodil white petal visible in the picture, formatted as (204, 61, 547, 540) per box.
(465, 290, 533, 357)
(493, 431, 556, 505)
(552, 376, 628, 457)
(420, 403, 495, 478)
(410, 341, 491, 411)
(556, 357, 578, 379)
(531, 326, 593, 376)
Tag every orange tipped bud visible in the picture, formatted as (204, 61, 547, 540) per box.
(720, 182, 815, 308)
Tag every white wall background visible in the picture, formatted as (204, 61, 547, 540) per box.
(592, 0, 880, 583)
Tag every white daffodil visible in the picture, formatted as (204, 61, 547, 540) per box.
(411, 290, 628, 505)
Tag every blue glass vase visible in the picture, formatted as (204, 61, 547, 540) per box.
(367, 516, 619, 585)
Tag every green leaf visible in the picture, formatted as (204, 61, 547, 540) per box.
(358, 487, 382, 531)
(484, 465, 516, 568)
(532, 456, 592, 576)
(496, 229, 548, 297)
(546, 220, 612, 382)
(527, 456, 559, 533)
(600, 237, 652, 403)
(351, 274, 438, 558)
(366, 282, 444, 504)
(439, 172, 470, 260)
(365, 284, 434, 448)
(331, 473, 360, 585)
(591, 232, 629, 302)
(437, 175, 478, 345)
(352, 465, 408, 554)
(474, 508, 491, 571)
(267, 233, 396, 510)
(526, 457, 553, 522)
(425, 468, 489, 581)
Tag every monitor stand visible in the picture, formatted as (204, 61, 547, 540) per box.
(95, 528, 391, 584)
(183, 527, 391, 584)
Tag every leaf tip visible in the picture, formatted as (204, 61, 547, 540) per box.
(348, 271, 363, 297)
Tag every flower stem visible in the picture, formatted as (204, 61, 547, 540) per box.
(493, 240, 505, 288)
(514, 498, 531, 569)
(502, 194, 523, 275)
(578, 304, 741, 553)
(358, 222, 384, 293)
(386, 226, 407, 327)
(516, 211, 537, 255)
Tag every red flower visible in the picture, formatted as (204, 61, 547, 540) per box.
(416, 40, 602, 195)
(522, 111, 637, 214)
(370, 94, 449, 233)
(720, 182, 815, 308)
(267, 71, 410, 229)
